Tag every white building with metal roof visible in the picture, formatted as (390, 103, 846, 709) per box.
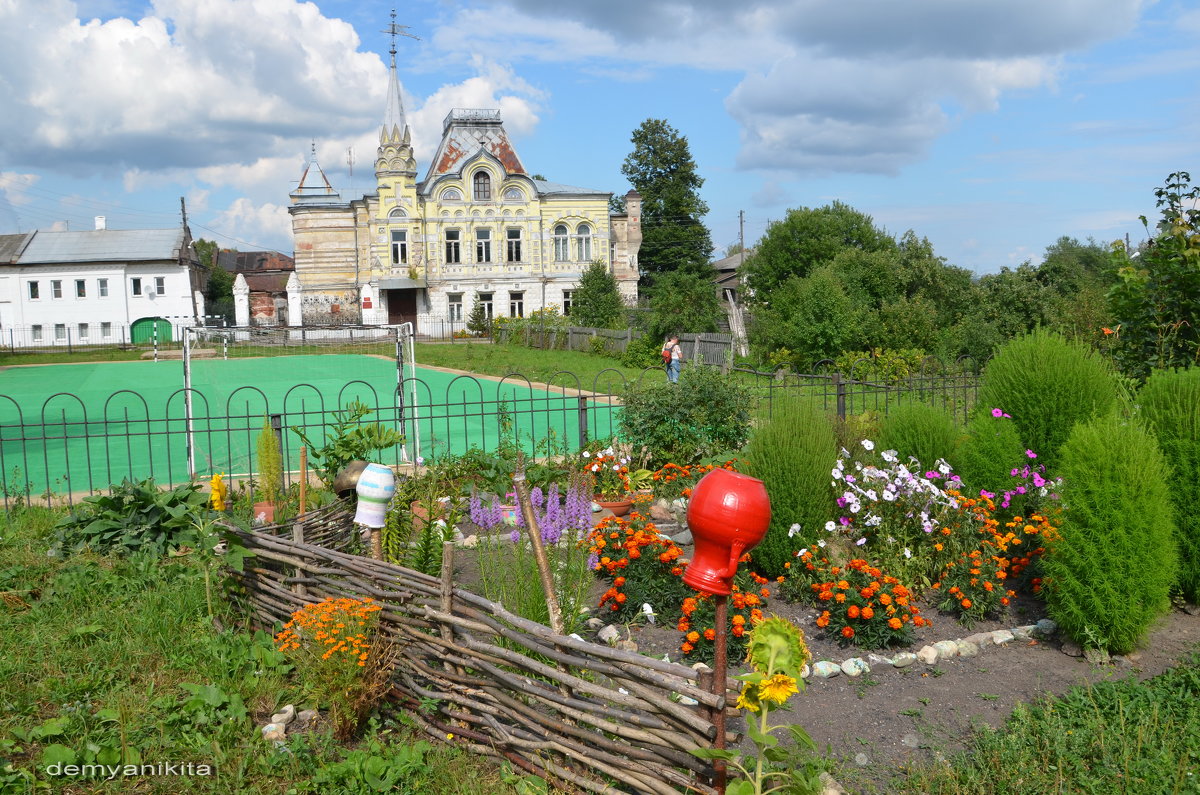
(0, 220, 202, 348)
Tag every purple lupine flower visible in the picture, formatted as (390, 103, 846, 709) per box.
(469, 493, 485, 526)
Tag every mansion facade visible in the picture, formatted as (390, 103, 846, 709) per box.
(288, 56, 641, 331)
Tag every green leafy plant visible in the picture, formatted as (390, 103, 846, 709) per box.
(1045, 413, 1178, 653)
(952, 410, 1026, 499)
(51, 478, 210, 557)
(877, 400, 961, 475)
(255, 417, 283, 503)
(976, 328, 1120, 469)
(1138, 368, 1200, 601)
(743, 393, 837, 577)
(692, 617, 823, 795)
(291, 401, 405, 488)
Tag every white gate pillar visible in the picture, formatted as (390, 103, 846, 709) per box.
(233, 273, 250, 327)
(286, 272, 303, 327)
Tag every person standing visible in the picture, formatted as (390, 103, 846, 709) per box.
(662, 334, 684, 383)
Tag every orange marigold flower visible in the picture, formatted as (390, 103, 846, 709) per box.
(961, 598, 972, 609)
(732, 624, 745, 637)
(686, 631, 700, 643)
(888, 617, 902, 630)
(704, 628, 716, 641)
(847, 605, 861, 619)
(841, 626, 855, 639)
(861, 606, 874, 620)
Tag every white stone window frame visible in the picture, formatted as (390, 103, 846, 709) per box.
(553, 224, 570, 262)
(574, 223, 593, 262)
(445, 229, 462, 264)
(506, 227, 523, 263)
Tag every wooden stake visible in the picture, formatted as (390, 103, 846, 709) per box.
(298, 446, 307, 517)
(512, 471, 565, 636)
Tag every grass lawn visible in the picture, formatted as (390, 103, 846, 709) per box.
(0, 507, 526, 794)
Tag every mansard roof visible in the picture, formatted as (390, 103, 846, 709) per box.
(423, 109, 526, 184)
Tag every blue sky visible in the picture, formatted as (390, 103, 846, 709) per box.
(1, 0, 1196, 275)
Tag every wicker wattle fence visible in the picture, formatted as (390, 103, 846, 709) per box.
(226, 500, 730, 794)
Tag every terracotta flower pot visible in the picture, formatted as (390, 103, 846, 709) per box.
(595, 497, 634, 517)
(253, 500, 276, 525)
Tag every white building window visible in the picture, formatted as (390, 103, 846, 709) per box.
(31, 325, 42, 341)
(553, 224, 569, 261)
(562, 290, 574, 316)
(154, 276, 165, 294)
(509, 291, 524, 318)
(78, 323, 89, 340)
(477, 292, 494, 320)
(445, 230, 461, 264)
(506, 228, 522, 263)
(27, 281, 38, 300)
(98, 278, 108, 297)
(574, 223, 592, 262)
(447, 293, 463, 322)
(75, 279, 86, 298)
(476, 228, 492, 263)
(473, 171, 491, 201)
(101, 322, 112, 339)
(51, 280, 62, 299)
(54, 324, 66, 341)
(131, 278, 143, 296)
(391, 230, 408, 265)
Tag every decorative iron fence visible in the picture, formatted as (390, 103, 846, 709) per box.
(0, 364, 979, 509)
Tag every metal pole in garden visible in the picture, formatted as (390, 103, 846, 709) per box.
(713, 593, 728, 793)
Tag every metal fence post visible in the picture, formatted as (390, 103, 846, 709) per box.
(577, 395, 589, 448)
(833, 371, 846, 420)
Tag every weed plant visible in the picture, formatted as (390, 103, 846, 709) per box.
(1046, 413, 1177, 653)
(876, 400, 961, 473)
(1138, 368, 1200, 602)
(976, 329, 1119, 469)
(744, 394, 838, 577)
(894, 652, 1200, 794)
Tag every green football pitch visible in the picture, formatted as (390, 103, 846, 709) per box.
(0, 355, 618, 497)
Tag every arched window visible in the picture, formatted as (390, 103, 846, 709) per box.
(553, 224, 569, 261)
(574, 223, 592, 262)
(441, 188, 462, 202)
(473, 172, 492, 201)
(503, 187, 523, 201)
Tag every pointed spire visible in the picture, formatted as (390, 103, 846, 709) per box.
(380, 9, 418, 145)
(290, 144, 342, 205)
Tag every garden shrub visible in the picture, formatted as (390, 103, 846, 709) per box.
(618, 365, 752, 468)
(1045, 414, 1177, 654)
(976, 328, 1120, 469)
(51, 478, 210, 557)
(876, 400, 960, 471)
(952, 411, 1026, 498)
(744, 393, 837, 577)
(1138, 368, 1200, 602)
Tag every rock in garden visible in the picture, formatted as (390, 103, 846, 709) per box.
(1084, 647, 1110, 665)
(596, 625, 621, 645)
(261, 723, 286, 743)
(691, 662, 712, 672)
(1011, 625, 1037, 641)
(991, 629, 1015, 646)
(1112, 655, 1134, 670)
(615, 639, 638, 653)
(270, 705, 295, 726)
(800, 663, 811, 679)
(954, 640, 980, 658)
(916, 646, 939, 665)
(1060, 639, 1084, 658)
(458, 534, 479, 549)
(891, 652, 917, 668)
(669, 528, 693, 546)
(867, 653, 894, 667)
(964, 632, 993, 648)
(649, 499, 675, 522)
(812, 661, 842, 678)
(1036, 618, 1058, 636)
(841, 658, 870, 677)
(818, 771, 848, 795)
(932, 640, 959, 661)
(901, 733, 920, 749)
(854, 752, 870, 767)
(295, 709, 318, 731)
(585, 617, 606, 631)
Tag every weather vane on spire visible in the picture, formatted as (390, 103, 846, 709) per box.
(382, 9, 419, 62)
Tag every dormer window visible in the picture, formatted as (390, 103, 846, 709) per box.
(442, 188, 462, 202)
(473, 171, 492, 201)
(503, 187, 523, 201)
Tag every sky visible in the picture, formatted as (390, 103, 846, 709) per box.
(0, 0, 1197, 276)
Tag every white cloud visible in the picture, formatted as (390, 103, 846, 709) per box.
(0, 172, 40, 205)
(209, 198, 293, 251)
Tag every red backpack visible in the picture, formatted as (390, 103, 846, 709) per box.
(661, 347, 672, 364)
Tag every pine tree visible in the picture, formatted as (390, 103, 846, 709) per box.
(570, 262, 625, 329)
(466, 295, 490, 336)
(621, 119, 713, 283)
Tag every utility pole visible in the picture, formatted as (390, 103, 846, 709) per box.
(738, 210, 745, 265)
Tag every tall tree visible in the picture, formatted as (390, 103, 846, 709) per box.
(620, 119, 713, 282)
(644, 270, 723, 341)
(571, 262, 625, 329)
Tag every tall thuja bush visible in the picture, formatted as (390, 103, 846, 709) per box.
(976, 328, 1119, 469)
(952, 411, 1026, 498)
(1138, 369, 1200, 602)
(744, 394, 837, 577)
(1045, 414, 1177, 654)
(877, 400, 960, 471)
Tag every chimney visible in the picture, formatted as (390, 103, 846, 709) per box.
(94, 216, 106, 231)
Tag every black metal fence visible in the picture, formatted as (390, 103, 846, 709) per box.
(0, 363, 980, 509)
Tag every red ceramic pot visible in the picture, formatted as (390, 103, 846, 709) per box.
(683, 469, 772, 595)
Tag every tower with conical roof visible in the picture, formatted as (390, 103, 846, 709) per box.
(375, 11, 417, 185)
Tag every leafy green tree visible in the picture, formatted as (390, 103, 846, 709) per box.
(743, 201, 895, 298)
(620, 118, 713, 281)
(194, 238, 234, 322)
(466, 295, 491, 336)
(748, 268, 862, 369)
(570, 261, 625, 328)
(1107, 172, 1200, 378)
(643, 270, 723, 341)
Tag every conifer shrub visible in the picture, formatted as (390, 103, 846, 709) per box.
(952, 412, 1026, 498)
(1044, 414, 1177, 654)
(1138, 368, 1200, 602)
(976, 328, 1119, 469)
(876, 400, 960, 471)
(744, 393, 837, 578)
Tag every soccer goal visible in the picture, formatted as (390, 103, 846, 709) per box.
(180, 324, 417, 478)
